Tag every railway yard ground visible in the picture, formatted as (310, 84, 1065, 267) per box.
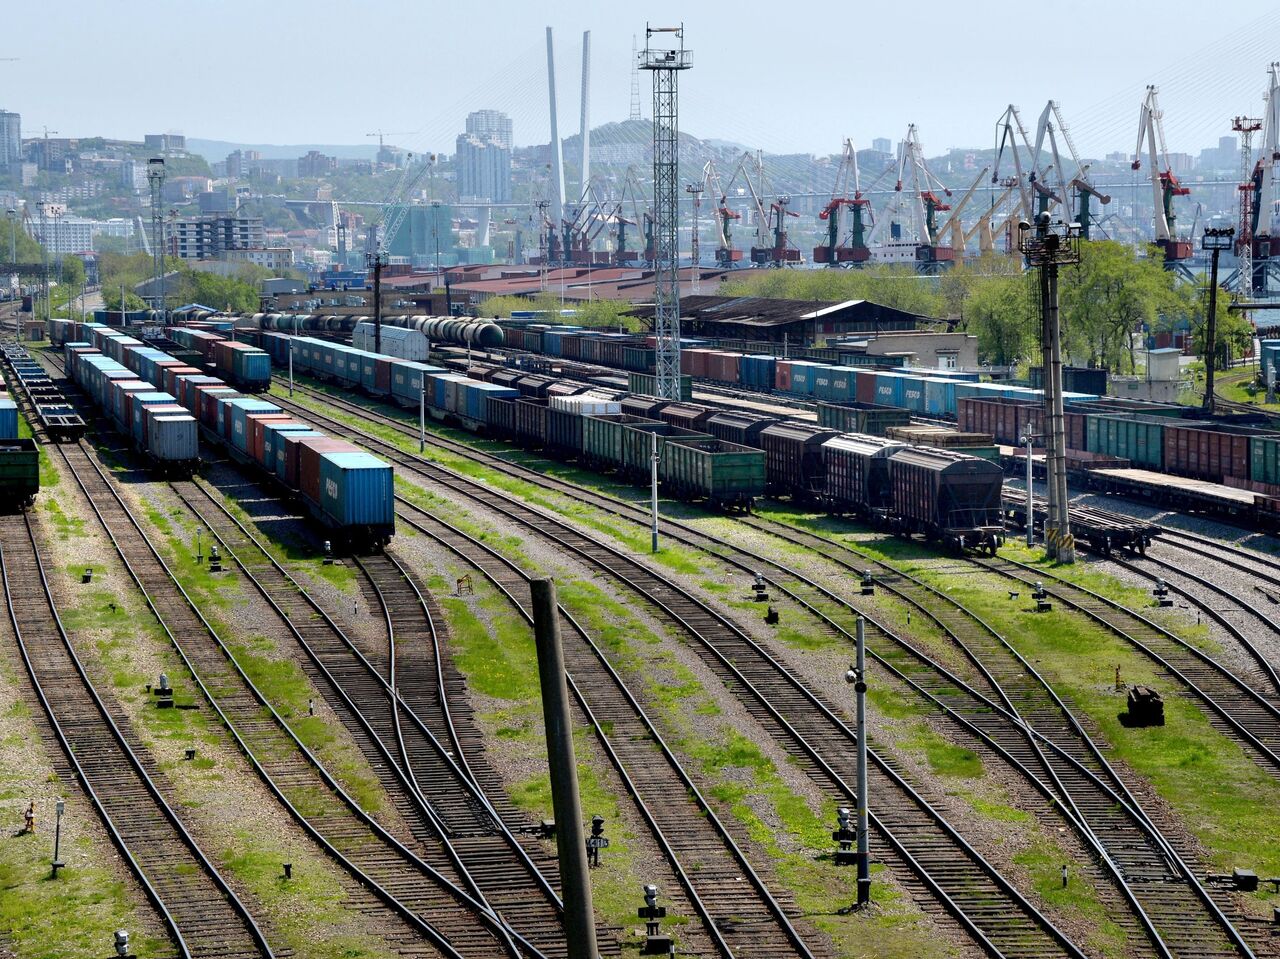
(4, 330, 1280, 959)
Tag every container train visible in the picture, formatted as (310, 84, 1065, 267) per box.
(60, 321, 394, 545)
(256, 330, 1006, 551)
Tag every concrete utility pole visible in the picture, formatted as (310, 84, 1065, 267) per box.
(530, 579, 599, 959)
(367, 249, 386, 355)
(844, 617, 871, 908)
(1020, 213, 1080, 563)
(146, 159, 166, 319)
(1201, 227, 1235, 414)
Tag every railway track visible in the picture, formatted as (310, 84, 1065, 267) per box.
(32, 349, 550, 957)
(273, 381, 1262, 957)
(357, 516, 817, 958)
(49, 437, 539, 959)
(966, 552, 1280, 775)
(0, 510, 274, 959)
(168, 477, 588, 957)
(272, 389, 1093, 959)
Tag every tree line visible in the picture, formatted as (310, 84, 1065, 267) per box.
(718, 242, 1252, 374)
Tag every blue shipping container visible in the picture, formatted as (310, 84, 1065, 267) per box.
(317, 451, 395, 527)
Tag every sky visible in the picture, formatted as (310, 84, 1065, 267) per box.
(5, 0, 1279, 161)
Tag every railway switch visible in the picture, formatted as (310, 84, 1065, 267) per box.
(587, 815, 608, 866)
(832, 807, 857, 866)
(282, 862, 293, 880)
(184, 748, 196, 761)
(81, 567, 92, 584)
(1152, 579, 1172, 607)
(861, 570, 874, 596)
(638, 884, 672, 955)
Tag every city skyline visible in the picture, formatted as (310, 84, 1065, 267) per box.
(4, 0, 1279, 163)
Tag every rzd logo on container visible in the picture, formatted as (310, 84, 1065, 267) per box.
(325, 478, 339, 501)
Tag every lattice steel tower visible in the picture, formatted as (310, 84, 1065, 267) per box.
(1233, 116, 1262, 294)
(641, 25, 691, 400)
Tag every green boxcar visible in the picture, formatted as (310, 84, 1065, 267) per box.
(0, 439, 40, 508)
(628, 372, 693, 401)
(817, 401, 912, 436)
(1086, 415, 1165, 470)
(581, 415, 710, 480)
(1252, 435, 1280, 487)
(660, 436, 765, 509)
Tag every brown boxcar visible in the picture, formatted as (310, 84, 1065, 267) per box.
(759, 422, 841, 498)
(888, 446, 1005, 553)
(706, 410, 781, 448)
(659, 402, 716, 432)
(486, 396, 518, 442)
(514, 397, 550, 448)
(622, 395, 670, 420)
(822, 434, 906, 516)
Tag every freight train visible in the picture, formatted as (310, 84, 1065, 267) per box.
(255, 330, 1006, 551)
(60, 322, 394, 545)
(165, 308, 505, 350)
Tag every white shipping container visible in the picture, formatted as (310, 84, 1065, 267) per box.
(150, 415, 199, 462)
(352, 323, 430, 362)
(549, 395, 623, 416)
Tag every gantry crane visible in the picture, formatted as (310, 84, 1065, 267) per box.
(1247, 64, 1280, 292)
(815, 138, 873, 265)
(1133, 85, 1192, 263)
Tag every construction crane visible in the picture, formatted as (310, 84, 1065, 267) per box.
(815, 138, 873, 265)
(1133, 85, 1192, 264)
(934, 166, 990, 257)
(366, 130, 411, 166)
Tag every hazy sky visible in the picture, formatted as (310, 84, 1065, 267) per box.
(5, 0, 1279, 160)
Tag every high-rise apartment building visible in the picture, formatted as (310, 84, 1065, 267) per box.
(455, 134, 511, 202)
(0, 111, 20, 165)
(465, 110, 513, 151)
(872, 137, 892, 155)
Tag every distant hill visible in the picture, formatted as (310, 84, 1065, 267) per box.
(187, 139, 381, 162)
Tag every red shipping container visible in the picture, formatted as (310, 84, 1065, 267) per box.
(375, 357, 393, 393)
(164, 365, 202, 396)
(297, 436, 358, 503)
(247, 413, 294, 466)
(855, 371, 877, 404)
(775, 360, 793, 392)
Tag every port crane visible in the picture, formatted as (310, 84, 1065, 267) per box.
(702, 158, 742, 267)
(1247, 63, 1280, 292)
(1133, 85, 1192, 263)
(814, 139, 873, 265)
(934, 166, 990, 257)
(868, 124, 953, 267)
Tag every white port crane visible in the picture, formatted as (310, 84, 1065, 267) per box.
(1255, 63, 1280, 244)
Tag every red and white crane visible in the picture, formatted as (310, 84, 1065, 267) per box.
(1133, 85, 1192, 262)
(868, 124, 952, 266)
(814, 138, 873, 265)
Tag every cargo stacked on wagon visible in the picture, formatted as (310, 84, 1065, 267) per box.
(67, 323, 394, 545)
(888, 446, 1005, 554)
(817, 401, 911, 437)
(0, 343, 40, 507)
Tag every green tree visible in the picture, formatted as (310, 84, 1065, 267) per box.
(961, 272, 1034, 367)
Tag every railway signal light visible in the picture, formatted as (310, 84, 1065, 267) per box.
(861, 569, 874, 595)
(638, 884, 672, 954)
(1153, 579, 1172, 607)
(114, 930, 130, 957)
(587, 815, 608, 866)
(51, 799, 65, 877)
(832, 806, 857, 866)
(843, 617, 871, 909)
